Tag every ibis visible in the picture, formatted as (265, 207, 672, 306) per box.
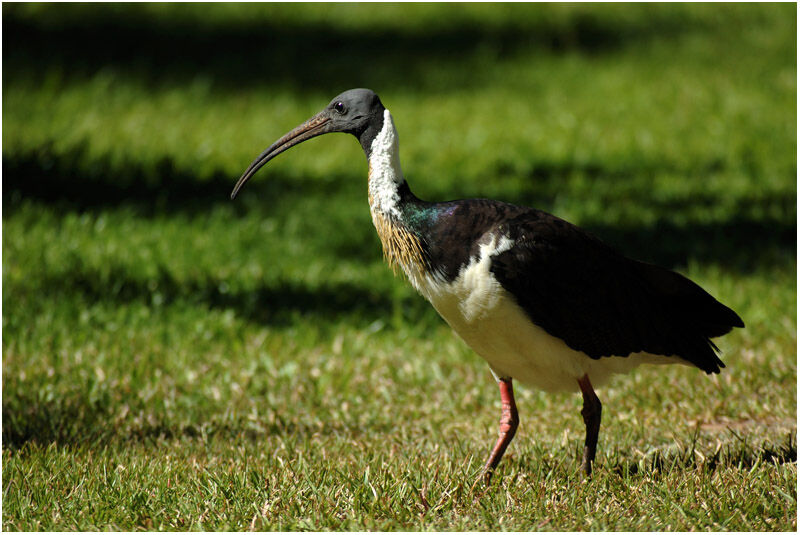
(231, 89, 744, 483)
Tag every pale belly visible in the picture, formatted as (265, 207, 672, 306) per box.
(433, 284, 671, 392)
(405, 238, 682, 393)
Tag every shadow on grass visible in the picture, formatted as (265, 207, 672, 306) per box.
(608, 434, 797, 475)
(4, 147, 795, 273)
(586, 218, 795, 273)
(2, 390, 114, 450)
(483, 158, 796, 270)
(10, 260, 426, 329)
(1, 389, 399, 450)
(2, 146, 259, 218)
(3, 4, 708, 93)
(2, 145, 372, 223)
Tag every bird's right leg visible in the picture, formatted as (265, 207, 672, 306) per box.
(477, 377, 519, 486)
(577, 374, 602, 477)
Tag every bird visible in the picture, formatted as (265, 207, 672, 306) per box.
(230, 88, 744, 484)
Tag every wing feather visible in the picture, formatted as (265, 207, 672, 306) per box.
(488, 210, 743, 374)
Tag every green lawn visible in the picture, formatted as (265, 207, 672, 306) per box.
(2, 3, 796, 531)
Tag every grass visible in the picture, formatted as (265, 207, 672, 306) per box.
(2, 3, 796, 531)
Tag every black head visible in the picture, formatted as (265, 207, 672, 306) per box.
(325, 88, 385, 139)
(231, 88, 386, 199)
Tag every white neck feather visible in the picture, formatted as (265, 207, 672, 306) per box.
(368, 109, 404, 219)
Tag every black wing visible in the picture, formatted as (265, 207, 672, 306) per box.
(488, 209, 744, 374)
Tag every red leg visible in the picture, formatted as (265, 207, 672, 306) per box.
(479, 377, 519, 485)
(577, 374, 602, 477)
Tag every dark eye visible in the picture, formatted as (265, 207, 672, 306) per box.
(334, 101, 345, 114)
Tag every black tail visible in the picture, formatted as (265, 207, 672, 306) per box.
(637, 261, 744, 373)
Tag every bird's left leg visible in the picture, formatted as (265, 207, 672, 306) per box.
(478, 377, 519, 485)
(577, 374, 602, 477)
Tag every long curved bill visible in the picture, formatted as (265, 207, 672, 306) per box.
(230, 112, 332, 199)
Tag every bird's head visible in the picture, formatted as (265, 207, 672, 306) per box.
(231, 88, 386, 199)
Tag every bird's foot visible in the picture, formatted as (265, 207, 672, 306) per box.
(579, 446, 594, 479)
(470, 467, 495, 500)
(579, 461, 592, 479)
